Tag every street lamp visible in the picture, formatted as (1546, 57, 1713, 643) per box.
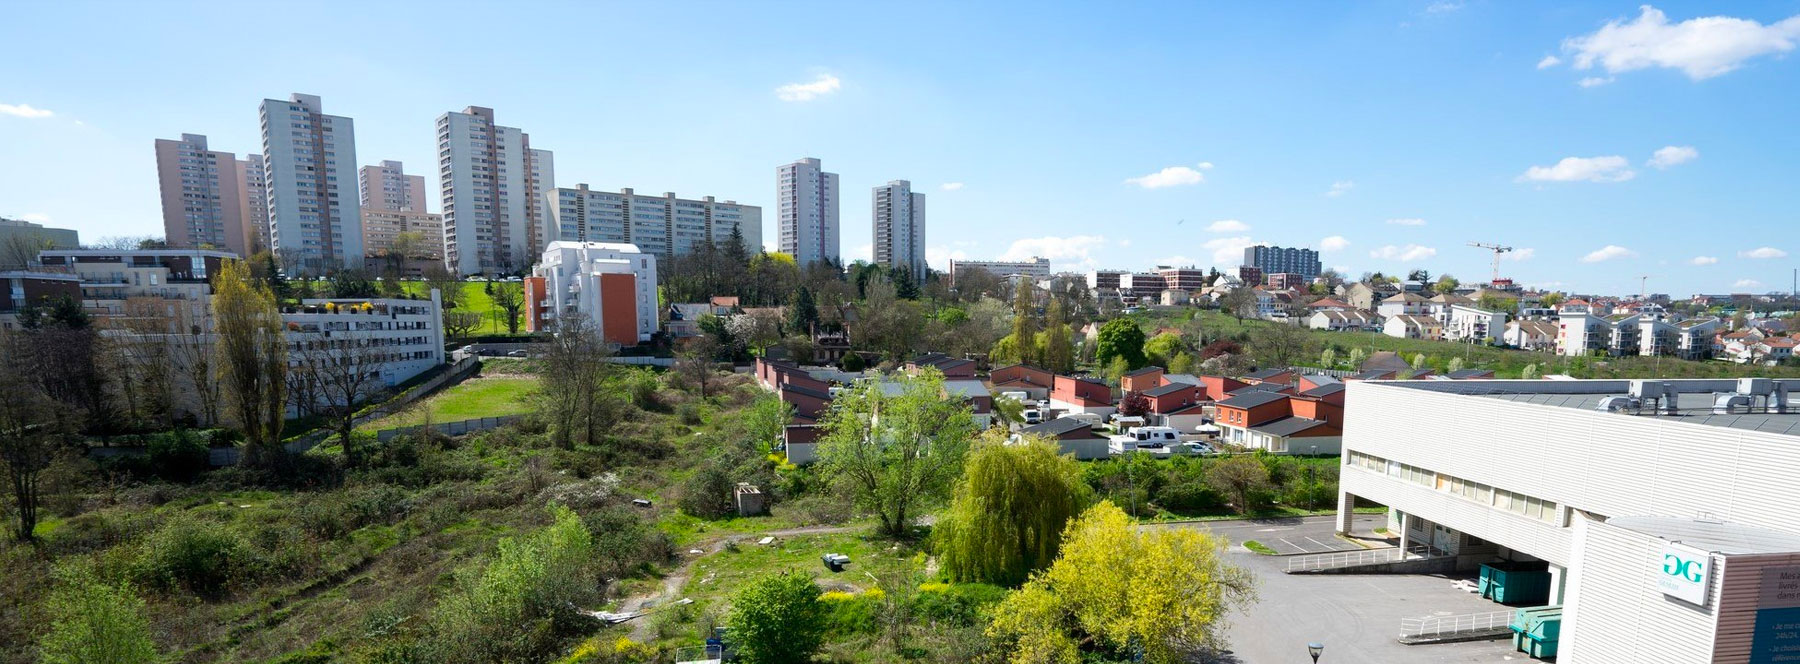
(1308, 642, 1324, 663)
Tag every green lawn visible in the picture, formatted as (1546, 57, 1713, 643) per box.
(360, 375, 539, 431)
(403, 280, 529, 337)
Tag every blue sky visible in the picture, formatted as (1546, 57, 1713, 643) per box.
(2, 1, 1797, 296)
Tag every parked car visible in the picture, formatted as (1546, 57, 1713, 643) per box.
(507, 350, 528, 357)
(1022, 409, 1042, 424)
(1181, 441, 1218, 456)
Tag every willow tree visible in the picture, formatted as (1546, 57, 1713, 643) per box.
(1010, 279, 1040, 366)
(817, 369, 977, 537)
(213, 259, 287, 466)
(937, 432, 1090, 586)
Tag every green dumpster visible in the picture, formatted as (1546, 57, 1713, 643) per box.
(1508, 606, 1562, 659)
(1481, 561, 1552, 605)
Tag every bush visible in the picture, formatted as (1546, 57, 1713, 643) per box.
(148, 429, 210, 482)
(911, 583, 1007, 626)
(676, 462, 736, 519)
(38, 564, 159, 664)
(1282, 479, 1337, 510)
(1155, 481, 1222, 513)
(582, 506, 674, 579)
(424, 505, 597, 663)
(820, 589, 882, 637)
(296, 485, 412, 540)
(134, 515, 260, 595)
(730, 571, 826, 664)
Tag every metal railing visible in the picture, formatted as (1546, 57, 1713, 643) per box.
(1285, 544, 1440, 573)
(674, 644, 723, 663)
(1399, 610, 1514, 639)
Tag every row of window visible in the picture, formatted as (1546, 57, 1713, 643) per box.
(1346, 451, 1560, 523)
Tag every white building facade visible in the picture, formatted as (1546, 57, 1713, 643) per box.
(528, 242, 658, 344)
(437, 106, 555, 274)
(283, 293, 447, 388)
(777, 157, 839, 266)
(545, 184, 760, 259)
(872, 180, 926, 281)
(947, 257, 1052, 284)
(259, 93, 363, 273)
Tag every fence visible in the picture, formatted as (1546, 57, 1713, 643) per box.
(375, 415, 523, 443)
(1285, 544, 1440, 573)
(673, 645, 723, 664)
(1290, 366, 1357, 379)
(1399, 610, 1514, 639)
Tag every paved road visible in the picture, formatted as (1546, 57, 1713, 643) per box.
(1146, 514, 1383, 555)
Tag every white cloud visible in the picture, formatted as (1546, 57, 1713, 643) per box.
(1561, 6, 1800, 80)
(1385, 217, 1428, 226)
(1690, 256, 1719, 265)
(1735, 279, 1763, 289)
(775, 74, 842, 102)
(1577, 76, 1615, 88)
(1325, 180, 1355, 197)
(1504, 248, 1537, 261)
(1580, 245, 1638, 262)
(851, 243, 873, 262)
(1537, 55, 1564, 69)
(1517, 155, 1636, 183)
(1426, 1, 1463, 14)
(999, 235, 1109, 268)
(1117, 239, 1132, 248)
(1320, 236, 1351, 252)
(1206, 219, 1250, 233)
(18, 213, 52, 223)
(1740, 246, 1789, 259)
(1196, 162, 1215, 170)
(1124, 164, 1208, 189)
(926, 246, 969, 270)
(1369, 244, 1438, 262)
(1648, 145, 1699, 169)
(939, 182, 964, 191)
(0, 103, 54, 119)
(1202, 236, 1259, 265)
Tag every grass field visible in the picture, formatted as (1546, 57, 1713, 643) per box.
(360, 375, 539, 431)
(403, 280, 529, 337)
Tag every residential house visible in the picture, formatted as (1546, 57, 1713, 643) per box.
(1050, 375, 1115, 417)
(989, 364, 1055, 401)
(667, 300, 736, 339)
(1674, 318, 1719, 360)
(1375, 292, 1429, 318)
(944, 379, 995, 428)
(1309, 297, 1353, 312)
(1242, 368, 1295, 387)
(1309, 308, 1381, 332)
(1213, 389, 1342, 455)
(1503, 319, 1558, 351)
(1142, 382, 1208, 431)
(1013, 418, 1110, 460)
(1121, 366, 1165, 394)
(1383, 314, 1443, 340)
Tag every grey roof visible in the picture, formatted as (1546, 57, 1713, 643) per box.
(1217, 390, 1290, 409)
(943, 379, 992, 399)
(781, 384, 832, 400)
(1125, 366, 1165, 377)
(1299, 374, 1341, 387)
(1020, 418, 1097, 437)
(1142, 382, 1196, 397)
(1300, 383, 1345, 398)
(1351, 369, 1396, 380)
(1251, 417, 1331, 437)
(1446, 369, 1494, 379)
(1386, 379, 1800, 437)
(1610, 516, 1800, 554)
(1244, 368, 1289, 380)
(1163, 373, 1201, 386)
(1229, 383, 1291, 395)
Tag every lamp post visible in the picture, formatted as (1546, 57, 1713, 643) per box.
(1308, 642, 1324, 663)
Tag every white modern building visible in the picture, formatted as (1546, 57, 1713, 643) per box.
(545, 184, 760, 259)
(259, 93, 363, 273)
(1337, 378, 1800, 663)
(947, 257, 1052, 284)
(282, 293, 447, 388)
(437, 106, 555, 274)
(1443, 304, 1506, 343)
(872, 180, 926, 281)
(777, 157, 839, 266)
(1558, 312, 1641, 357)
(526, 241, 658, 345)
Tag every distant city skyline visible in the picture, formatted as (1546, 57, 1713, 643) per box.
(3, 2, 1798, 294)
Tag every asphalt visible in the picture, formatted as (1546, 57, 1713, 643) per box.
(1149, 515, 1532, 664)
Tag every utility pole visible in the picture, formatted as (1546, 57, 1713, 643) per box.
(1468, 242, 1514, 283)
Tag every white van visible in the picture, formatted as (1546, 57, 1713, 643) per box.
(1022, 408, 1042, 424)
(1000, 391, 1030, 403)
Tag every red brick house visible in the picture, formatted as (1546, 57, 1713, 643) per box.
(1051, 375, 1115, 416)
(1121, 366, 1165, 393)
(989, 364, 1055, 400)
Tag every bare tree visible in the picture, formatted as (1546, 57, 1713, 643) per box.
(1221, 287, 1259, 321)
(443, 311, 482, 340)
(490, 281, 526, 334)
(168, 306, 221, 426)
(0, 232, 54, 270)
(1248, 319, 1315, 370)
(0, 329, 67, 541)
(675, 335, 721, 398)
(213, 260, 288, 466)
(538, 313, 616, 449)
(422, 264, 463, 310)
(109, 298, 176, 429)
(288, 332, 389, 466)
(87, 235, 165, 251)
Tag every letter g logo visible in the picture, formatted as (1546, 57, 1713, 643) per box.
(1664, 554, 1703, 582)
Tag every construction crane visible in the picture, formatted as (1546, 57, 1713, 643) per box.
(1639, 275, 1651, 300)
(1468, 242, 1514, 283)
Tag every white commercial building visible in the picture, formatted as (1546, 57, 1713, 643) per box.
(947, 257, 1051, 284)
(259, 93, 363, 273)
(777, 157, 839, 266)
(282, 293, 447, 388)
(527, 242, 658, 345)
(545, 184, 760, 259)
(1337, 378, 1800, 663)
(437, 106, 555, 274)
(872, 180, 926, 280)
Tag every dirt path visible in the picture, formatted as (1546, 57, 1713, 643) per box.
(618, 523, 863, 641)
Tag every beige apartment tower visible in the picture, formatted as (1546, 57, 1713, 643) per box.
(155, 133, 256, 255)
(359, 160, 428, 213)
(437, 106, 555, 274)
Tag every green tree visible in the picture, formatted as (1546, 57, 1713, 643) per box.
(1168, 351, 1196, 374)
(1142, 332, 1187, 368)
(1521, 363, 1541, 379)
(788, 285, 820, 334)
(212, 259, 287, 466)
(1039, 298, 1075, 373)
(986, 502, 1254, 663)
(1094, 318, 1147, 369)
(817, 371, 978, 537)
(1346, 347, 1368, 369)
(1320, 347, 1337, 368)
(1448, 356, 1465, 373)
(1010, 279, 1041, 367)
(38, 564, 159, 664)
(1249, 320, 1314, 370)
(937, 432, 1091, 586)
(1204, 456, 1271, 514)
(730, 571, 826, 664)
(1540, 292, 1565, 308)
(1411, 353, 1427, 369)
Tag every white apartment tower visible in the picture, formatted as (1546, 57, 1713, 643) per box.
(236, 154, 270, 252)
(154, 133, 254, 256)
(777, 157, 838, 265)
(437, 106, 555, 275)
(872, 180, 926, 281)
(546, 184, 761, 258)
(259, 93, 363, 273)
(359, 160, 427, 212)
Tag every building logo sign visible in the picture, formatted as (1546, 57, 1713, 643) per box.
(1658, 542, 1710, 606)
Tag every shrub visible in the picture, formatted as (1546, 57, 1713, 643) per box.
(676, 462, 736, 519)
(148, 429, 210, 482)
(38, 564, 158, 664)
(582, 506, 673, 579)
(134, 515, 259, 595)
(730, 571, 826, 664)
(424, 505, 597, 663)
(820, 589, 881, 636)
(1155, 481, 1222, 513)
(911, 583, 1007, 626)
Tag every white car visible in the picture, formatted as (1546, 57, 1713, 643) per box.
(1181, 441, 1218, 456)
(1022, 409, 1042, 424)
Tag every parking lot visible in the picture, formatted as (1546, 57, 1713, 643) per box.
(1147, 513, 1379, 555)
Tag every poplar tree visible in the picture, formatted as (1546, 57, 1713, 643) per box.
(213, 259, 287, 466)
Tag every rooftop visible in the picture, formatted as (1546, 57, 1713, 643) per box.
(1377, 378, 1800, 436)
(1610, 516, 1800, 555)
(1019, 417, 1095, 437)
(1217, 390, 1290, 409)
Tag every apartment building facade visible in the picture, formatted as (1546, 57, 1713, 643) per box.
(777, 157, 839, 266)
(947, 257, 1051, 284)
(437, 106, 555, 274)
(35, 248, 235, 329)
(236, 154, 270, 251)
(282, 293, 447, 389)
(1242, 245, 1320, 279)
(360, 209, 445, 264)
(359, 160, 428, 213)
(545, 184, 760, 259)
(0, 271, 82, 329)
(525, 241, 658, 345)
(259, 93, 362, 273)
(155, 133, 256, 256)
(872, 180, 926, 280)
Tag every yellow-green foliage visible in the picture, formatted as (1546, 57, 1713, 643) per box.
(936, 432, 1090, 587)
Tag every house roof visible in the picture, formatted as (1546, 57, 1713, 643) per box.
(1217, 390, 1290, 409)
(1020, 418, 1097, 437)
(944, 380, 993, 399)
(1124, 366, 1165, 377)
(1309, 298, 1352, 309)
(1229, 382, 1290, 395)
(1446, 369, 1495, 379)
(1381, 293, 1429, 304)
(781, 384, 832, 401)
(1162, 373, 1201, 386)
(1300, 383, 1345, 398)
(1298, 374, 1341, 387)
(1678, 318, 1719, 329)
(1251, 417, 1332, 437)
(1244, 368, 1290, 380)
(1362, 351, 1411, 372)
(1389, 314, 1439, 327)
(1142, 382, 1196, 397)
(1430, 293, 1474, 305)
(1512, 320, 1558, 336)
(1351, 369, 1396, 380)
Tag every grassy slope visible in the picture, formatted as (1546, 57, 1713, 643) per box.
(1155, 309, 1800, 379)
(403, 281, 525, 337)
(358, 375, 540, 431)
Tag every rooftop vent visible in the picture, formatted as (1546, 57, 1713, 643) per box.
(1597, 396, 1641, 414)
(1713, 393, 1752, 415)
